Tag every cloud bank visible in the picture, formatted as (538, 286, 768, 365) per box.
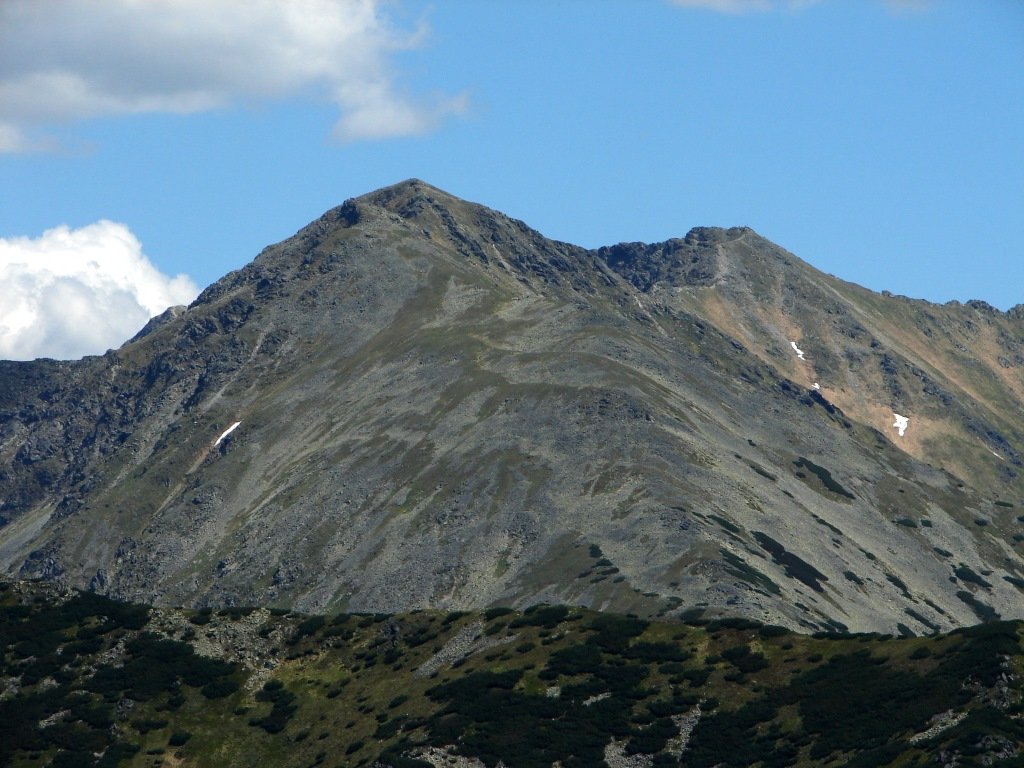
(0, 0, 465, 151)
(0, 222, 198, 361)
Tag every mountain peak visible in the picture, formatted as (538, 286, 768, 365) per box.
(2, 181, 1022, 636)
(355, 178, 466, 219)
(682, 225, 756, 245)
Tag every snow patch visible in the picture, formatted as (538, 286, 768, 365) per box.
(214, 421, 241, 446)
(892, 413, 909, 437)
(790, 341, 805, 360)
(812, 383, 820, 390)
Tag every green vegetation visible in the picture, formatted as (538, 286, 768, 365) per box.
(954, 564, 993, 589)
(709, 514, 741, 534)
(956, 590, 1001, 623)
(752, 532, 828, 593)
(721, 549, 782, 596)
(0, 585, 237, 767)
(792, 457, 856, 500)
(0, 580, 1021, 767)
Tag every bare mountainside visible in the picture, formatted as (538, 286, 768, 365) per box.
(1, 179, 1022, 634)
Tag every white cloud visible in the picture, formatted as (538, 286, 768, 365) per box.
(0, 222, 198, 360)
(0, 0, 464, 152)
(0, 124, 57, 154)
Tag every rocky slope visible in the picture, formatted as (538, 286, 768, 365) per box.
(0, 180, 1022, 634)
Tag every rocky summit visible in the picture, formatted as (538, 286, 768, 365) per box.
(1, 179, 1022, 634)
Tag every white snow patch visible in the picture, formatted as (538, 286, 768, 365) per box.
(812, 383, 820, 390)
(214, 421, 241, 446)
(790, 341, 805, 360)
(892, 413, 909, 437)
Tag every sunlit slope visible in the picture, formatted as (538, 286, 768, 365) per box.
(0, 181, 1021, 633)
(614, 226, 1023, 492)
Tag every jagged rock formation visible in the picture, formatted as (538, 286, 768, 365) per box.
(0, 180, 1022, 633)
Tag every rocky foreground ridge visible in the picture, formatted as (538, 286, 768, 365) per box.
(0, 180, 1022, 634)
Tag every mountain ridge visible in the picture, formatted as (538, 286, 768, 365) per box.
(0, 180, 1021, 635)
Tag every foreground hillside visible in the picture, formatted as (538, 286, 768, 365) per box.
(0, 180, 1022, 633)
(1, 581, 1022, 768)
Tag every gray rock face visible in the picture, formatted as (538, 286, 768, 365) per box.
(1, 179, 1022, 633)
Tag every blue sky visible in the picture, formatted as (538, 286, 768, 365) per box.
(1, 0, 1022, 359)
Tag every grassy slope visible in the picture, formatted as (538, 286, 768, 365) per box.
(1, 581, 1022, 768)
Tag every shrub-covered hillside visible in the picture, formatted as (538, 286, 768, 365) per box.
(0, 580, 1021, 767)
